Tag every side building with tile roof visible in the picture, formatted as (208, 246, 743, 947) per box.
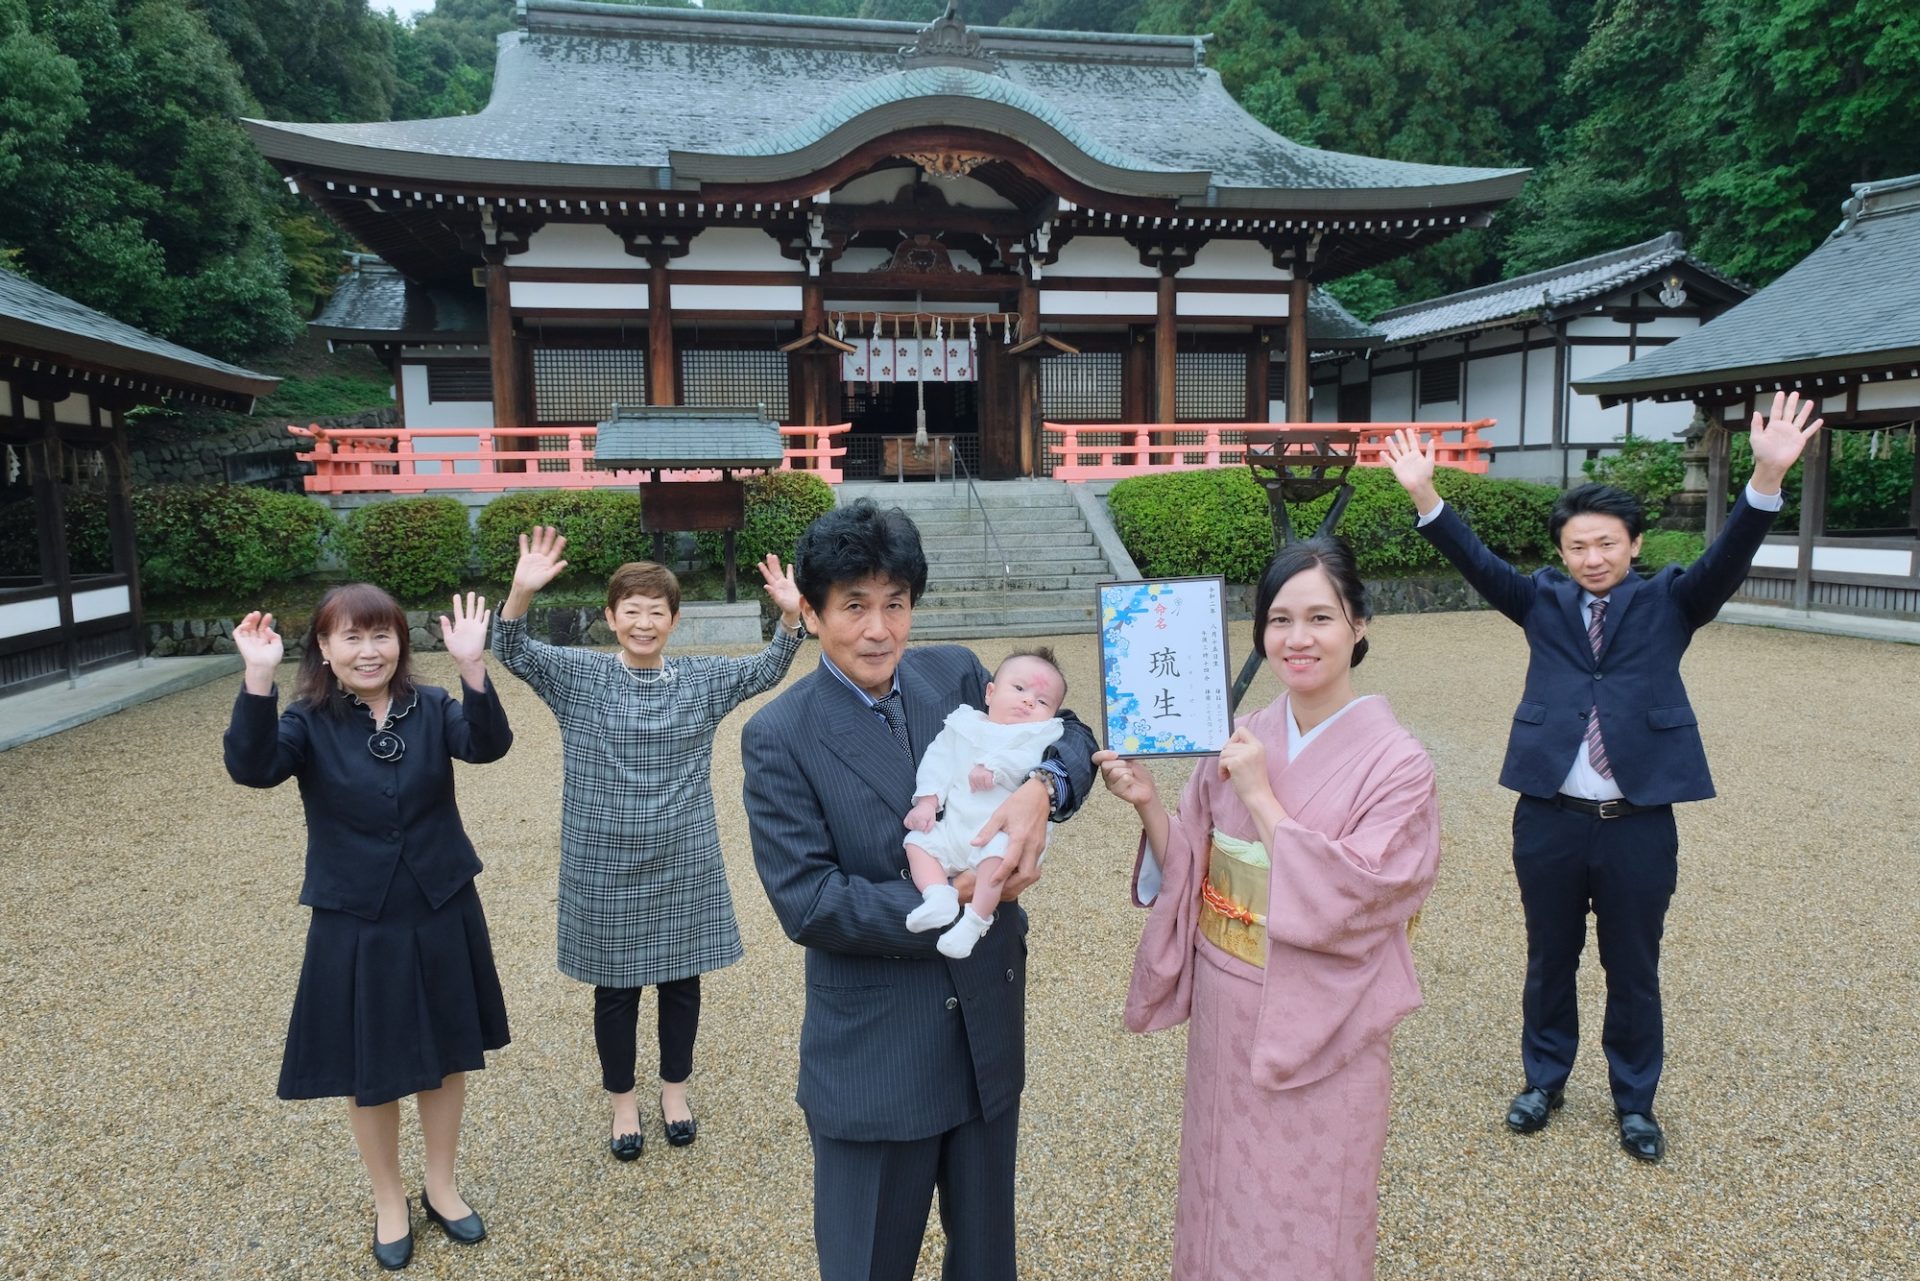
(248, 0, 1519, 481)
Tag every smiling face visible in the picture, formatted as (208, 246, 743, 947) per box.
(1262, 566, 1367, 701)
(1557, 513, 1642, 596)
(802, 574, 913, 698)
(318, 618, 402, 704)
(604, 592, 679, 668)
(984, 656, 1064, 725)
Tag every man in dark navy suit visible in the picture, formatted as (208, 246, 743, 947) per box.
(1384, 393, 1822, 1163)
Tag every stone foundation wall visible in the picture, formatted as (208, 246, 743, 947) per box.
(129, 409, 398, 487)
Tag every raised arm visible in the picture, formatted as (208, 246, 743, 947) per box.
(438, 591, 512, 764)
(223, 610, 308, 787)
(1384, 427, 1538, 624)
(491, 526, 600, 710)
(704, 554, 807, 713)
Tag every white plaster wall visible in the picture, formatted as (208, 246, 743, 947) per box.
(55, 392, 92, 426)
(1469, 351, 1526, 448)
(516, 223, 628, 268)
(1040, 290, 1153, 319)
(1047, 236, 1159, 279)
(1628, 397, 1695, 441)
(1752, 544, 1915, 575)
(1375, 371, 1413, 421)
(832, 248, 895, 274)
(510, 281, 647, 309)
(0, 596, 60, 639)
(671, 284, 803, 312)
(1566, 346, 1631, 443)
(833, 170, 916, 204)
(679, 227, 792, 272)
(1858, 377, 1920, 412)
(399, 364, 490, 474)
(0, 378, 8, 406)
(1523, 336, 1559, 447)
(71, 583, 130, 623)
(1177, 291, 1286, 318)
(1566, 315, 1630, 339)
(1185, 239, 1290, 282)
(1634, 315, 1702, 339)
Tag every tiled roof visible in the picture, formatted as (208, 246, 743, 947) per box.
(0, 268, 278, 406)
(1373, 233, 1746, 345)
(594, 406, 785, 469)
(1575, 176, 1920, 403)
(311, 262, 486, 341)
(244, 1, 1522, 209)
(1307, 288, 1382, 348)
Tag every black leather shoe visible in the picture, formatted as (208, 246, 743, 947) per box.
(1505, 1086, 1566, 1134)
(1617, 1111, 1666, 1163)
(661, 1091, 698, 1147)
(609, 1130, 643, 1162)
(371, 1216, 413, 1271)
(421, 1190, 486, 1244)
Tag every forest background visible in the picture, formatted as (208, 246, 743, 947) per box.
(1, 0, 1917, 367)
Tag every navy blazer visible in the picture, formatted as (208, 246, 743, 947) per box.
(1420, 496, 1777, 806)
(224, 677, 512, 920)
(741, 645, 1096, 1143)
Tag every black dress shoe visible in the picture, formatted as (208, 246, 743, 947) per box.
(1617, 1111, 1666, 1163)
(1505, 1086, 1566, 1134)
(609, 1130, 644, 1161)
(371, 1216, 413, 1271)
(661, 1090, 698, 1147)
(421, 1189, 486, 1244)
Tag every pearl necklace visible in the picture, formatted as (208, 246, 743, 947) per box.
(622, 660, 673, 686)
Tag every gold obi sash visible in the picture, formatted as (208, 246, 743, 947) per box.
(1198, 831, 1269, 968)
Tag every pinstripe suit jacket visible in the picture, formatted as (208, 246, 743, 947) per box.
(742, 644, 1096, 1143)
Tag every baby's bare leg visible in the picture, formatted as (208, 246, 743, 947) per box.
(906, 843, 949, 893)
(968, 855, 1006, 919)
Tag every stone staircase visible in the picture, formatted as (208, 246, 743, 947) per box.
(836, 480, 1132, 639)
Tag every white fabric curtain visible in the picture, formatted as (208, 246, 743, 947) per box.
(841, 337, 976, 383)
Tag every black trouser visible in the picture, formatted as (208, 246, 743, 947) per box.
(593, 976, 700, 1093)
(1512, 795, 1679, 1114)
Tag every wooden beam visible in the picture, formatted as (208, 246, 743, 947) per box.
(1285, 274, 1310, 422)
(1247, 330, 1270, 423)
(649, 256, 677, 405)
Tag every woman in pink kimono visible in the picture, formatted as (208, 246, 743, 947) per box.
(1094, 536, 1439, 1281)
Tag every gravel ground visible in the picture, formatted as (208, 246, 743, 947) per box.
(1, 612, 1915, 1281)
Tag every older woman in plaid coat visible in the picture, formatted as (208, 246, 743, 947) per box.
(495, 526, 803, 1158)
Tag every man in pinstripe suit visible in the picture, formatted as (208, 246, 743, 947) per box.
(743, 499, 1097, 1281)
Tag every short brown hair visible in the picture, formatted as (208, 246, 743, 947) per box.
(293, 582, 416, 712)
(994, 646, 1066, 698)
(605, 561, 680, 614)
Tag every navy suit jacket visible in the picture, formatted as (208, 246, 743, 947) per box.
(1419, 496, 1777, 806)
(742, 645, 1095, 1143)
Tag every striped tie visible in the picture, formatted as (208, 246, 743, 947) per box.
(1585, 599, 1613, 779)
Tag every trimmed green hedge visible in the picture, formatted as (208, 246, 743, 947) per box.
(337, 497, 471, 600)
(1638, 529, 1704, 570)
(694, 470, 837, 571)
(1107, 465, 1559, 580)
(475, 490, 649, 583)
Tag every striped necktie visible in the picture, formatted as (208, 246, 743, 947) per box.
(1585, 599, 1613, 779)
(873, 689, 912, 758)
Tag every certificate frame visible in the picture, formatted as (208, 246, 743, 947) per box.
(1096, 575, 1234, 758)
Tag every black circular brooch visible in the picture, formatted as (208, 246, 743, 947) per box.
(368, 728, 406, 762)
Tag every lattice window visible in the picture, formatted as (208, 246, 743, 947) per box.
(1176, 351, 1247, 421)
(680, 348, 789, 420)
(1419, 361, 1461, 405)
(424, 361, 491, 402)
(1041, 352, 1123, 421)
(531, 348, 648, 424)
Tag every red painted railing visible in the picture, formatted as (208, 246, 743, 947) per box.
(288, 423, 851, 493)
(1043, 420, 1495, 482)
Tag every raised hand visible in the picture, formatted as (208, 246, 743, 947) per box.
(513, 526, 569, 597)
(756, 552, 803, 625)
(1382, 428, 1441, 512)
(439, 592, 492, 666)
(233, 610, 284, 671)
(1749, 390, 1825, 493)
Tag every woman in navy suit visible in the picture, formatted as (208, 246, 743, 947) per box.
(225, 586, 512, 1270)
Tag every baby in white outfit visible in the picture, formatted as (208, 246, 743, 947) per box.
(903, 649, 1066, 958)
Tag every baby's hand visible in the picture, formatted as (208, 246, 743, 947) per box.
(968, 764, 996, 793)
(904, 796, 939, 833)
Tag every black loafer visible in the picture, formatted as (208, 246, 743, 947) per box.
(1505, 1086, 1566, 1134)
(663, 1114, 698, 1148)
(372, 1217, 413, 1271)
(609, 1130, 643, 1162)
(421, 1190, 486, 1244)
(1617, 1111, 1666, 1163)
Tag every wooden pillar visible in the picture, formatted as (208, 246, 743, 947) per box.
(30, 400, 77, 683)
(649, 256, 677, 405)
(1247, 331, 1270, 423)
(1704, 405, 1732, 545)
(1551, 323, 1570, 486)
(1153, 272, 1177, 461)
(800, 278, 826, 426)
(103, 408, 143, 661)
(1017, 269, 1040, 477)
(1792, 423, 1829, 611)
(1285, 275, 1310, 423)
(1122, 326, 1151, 424)
(483, 251, 520, 432)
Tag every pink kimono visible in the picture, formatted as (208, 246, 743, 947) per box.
(1126, 695, 1440, 1281)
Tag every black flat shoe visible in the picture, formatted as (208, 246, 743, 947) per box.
(663, 1112, 698, 1147)
(421, 1189, 486, 1245)
(1505, 1086, 1566, 1134)
(372, 1216, 413, 1271)
(609, 1130, 644, 1162)
(1617, 1110, 1666, 1163)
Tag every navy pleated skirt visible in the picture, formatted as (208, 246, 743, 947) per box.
(278, 857, 511, 1107)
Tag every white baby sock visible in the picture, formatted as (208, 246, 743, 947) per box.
(906, 883, 961, 932)
(937, 907, 993, 959)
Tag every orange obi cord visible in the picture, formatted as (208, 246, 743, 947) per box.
(1200, 875, 1258, 925)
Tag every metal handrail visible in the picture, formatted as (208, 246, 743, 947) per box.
(948, 447, 1011, 590)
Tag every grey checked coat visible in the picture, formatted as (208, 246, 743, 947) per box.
(495, 615, 802, 987)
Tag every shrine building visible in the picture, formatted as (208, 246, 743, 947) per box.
(247, 1, 1524, 481)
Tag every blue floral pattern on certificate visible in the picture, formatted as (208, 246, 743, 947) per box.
(1100, 579, 1230, 755)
